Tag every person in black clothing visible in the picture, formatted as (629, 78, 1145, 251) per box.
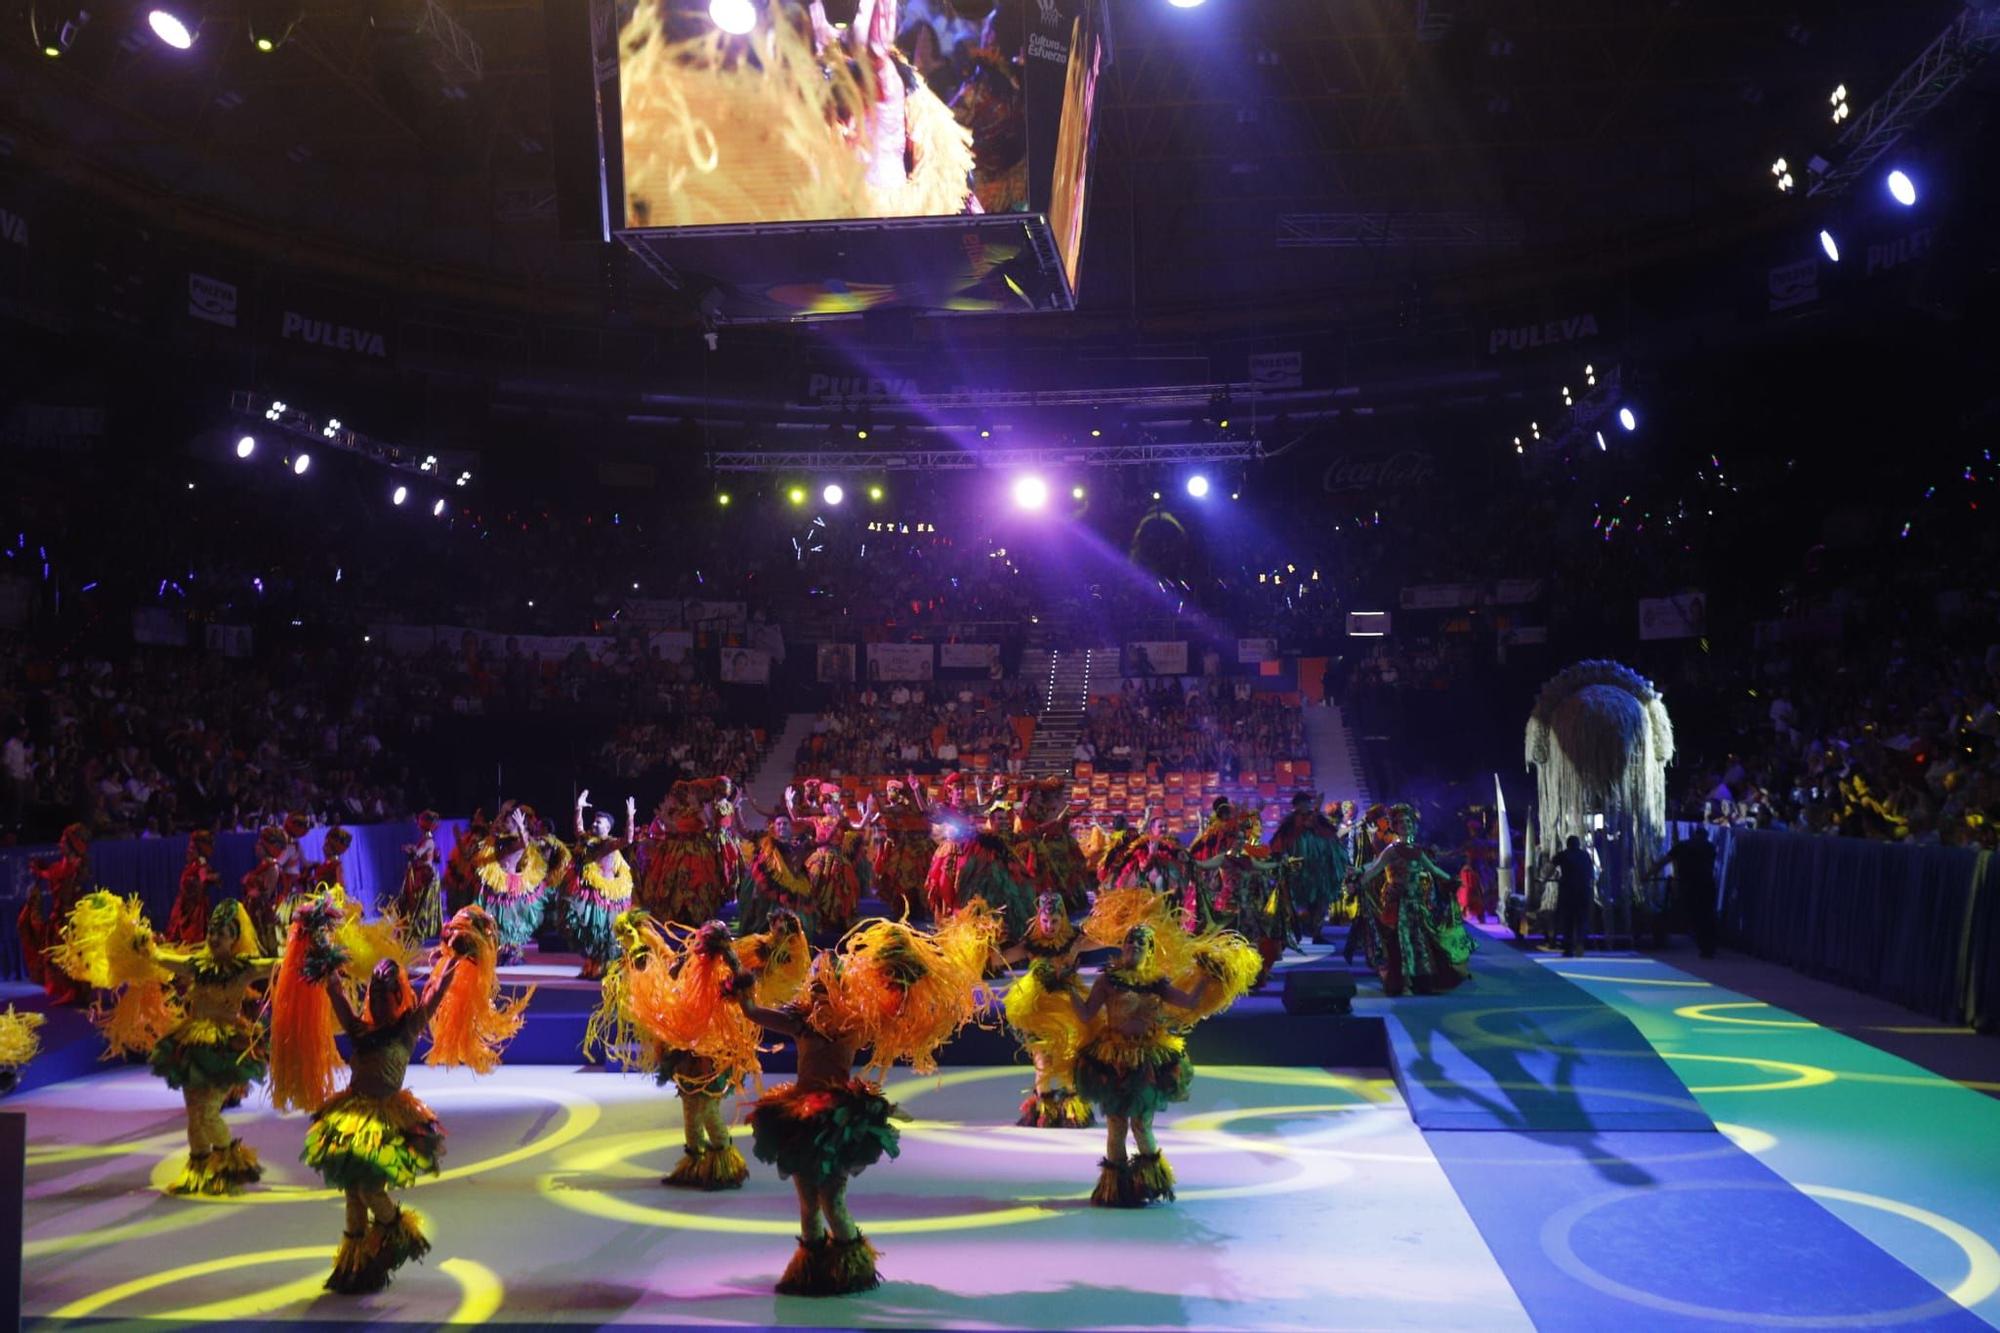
(1649, 829, 1720, 959)
(1551, 835, 1596, 958)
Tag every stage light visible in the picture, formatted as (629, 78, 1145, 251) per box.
(856, 429, 868, 441)
(1618, 407, 1638, 432)
(787, 486, 806, 506)
(247, 0, 298, 52)
(1771, 157, 1795, 194)
(291, 453, 311, 475)
(235, 435, 256, 459)
(147, 8, 194, 48)
(868, 485, 884, 501)
(1596, 431, 1607, 451)
(1168, 0, 1206, 8)
(1830, 83, 1849, 124)
(391, 485, 407, 506)
(32, 3, 88, 56)
(1012, 476, 1049, 510)
(432, 498, 447, 517)
(717, 492, 731, 507)
(1818, 229, 1840, 262)
(1186, 474, 1210, 498)
(823, 483, 845, 506)
(709, 0, 755, 35)
(1886, 169, 1917, 207)
(979, 428, 991, 439)
(1151, 490, 1162, 500)
(1072, 485, 1086, 500)
(1090, 429, 1101, 438)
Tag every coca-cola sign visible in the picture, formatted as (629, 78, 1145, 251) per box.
(1322, 450, 1436, 494)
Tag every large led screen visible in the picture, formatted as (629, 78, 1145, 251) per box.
(616, 0, 1028, 230)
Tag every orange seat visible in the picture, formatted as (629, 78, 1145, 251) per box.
(1164, 772, 1183, 789)
(1295, 760, 1312, 779)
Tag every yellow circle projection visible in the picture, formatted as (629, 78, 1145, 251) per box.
(541, 1065, 1371, 1233)
(144, 1082, 601, 1203)
(1540, 1180, 2000, 1326)
(1660, 1052, 1839, 1095)
(1556, 972, 1714, 988)
(50, 1246, 505, 1324)
(1674, 1001, 1818, 1029)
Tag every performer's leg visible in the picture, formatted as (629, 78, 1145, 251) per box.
(183, 1088, 215, 1156)
(794, 1176, 825, 1243)
(326, 1190, 371, 1292)
(1093, 1113, 1143, 1207)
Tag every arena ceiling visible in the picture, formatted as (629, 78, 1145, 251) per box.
(0, 0, 1972, 328)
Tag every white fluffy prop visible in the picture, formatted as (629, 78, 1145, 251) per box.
(1524, 660, 1675, 901)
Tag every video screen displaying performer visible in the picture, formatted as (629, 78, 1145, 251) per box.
(1047, 11, 1101, 292)
(618, 0, 1028, 230)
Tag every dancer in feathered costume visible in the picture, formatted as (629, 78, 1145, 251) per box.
(641, 779, 729, 926)
(54, 893, 272, 1194)
(924, 783, 1033, 941)
(1001, 891, 1094, 1128)
(166, 829, 218, 945)
(714, 790, 755, 915)
(1013, 776, 1092, 915)
(1269, 793, 1349, 940)
(1082, 815, 1135, 886)
(0, 1005, 44, 1094)
(397, 811, 444, 945)
(1072, 915, 1260, 1207)
(275, 908, 449, 1294)
(1188, 798, 1258, 928)
(567, 790, 637, 980)
(628, 914, 803, 1190)
(620, 0, 976, 233)
(871, 778, 934, 922)
(806, 784, 873, 940)
(19, 823, 90, 1004)
(1356, 805, 1474, 996)
(443, 810, 486, 918)
(475, 803, 566, 964)
(737, 910, 997, 1296)
(743, 812, 817, 935)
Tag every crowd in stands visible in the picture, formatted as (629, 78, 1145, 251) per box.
(1072, 679, 1307, 778)
(793, 679, 1040, 778)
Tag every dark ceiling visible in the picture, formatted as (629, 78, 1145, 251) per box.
(0, 0, 1971, 327)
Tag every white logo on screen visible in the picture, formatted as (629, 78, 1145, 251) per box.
(188, 273, 238, 328)
(1037, 0, 1061, 28)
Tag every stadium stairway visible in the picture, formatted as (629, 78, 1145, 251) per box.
(1022, 647, 1101, 776)
(1305, 702, 1372, 806)
(745, 712, 815, 811)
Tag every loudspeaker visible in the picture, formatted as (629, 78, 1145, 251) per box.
(1281, 964, 1357, 1015)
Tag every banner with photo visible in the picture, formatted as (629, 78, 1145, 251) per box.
(817, 643, 858, 683)
(1638, 593, 1708, 641)
(1491, 578, 1544, 605)
(721, 647, 772, 685)
(1237, 637, 1279, 664)
(0, 575, 31, 629)
(866, 643, 935, 682)
(940, 642, 1001, 671)
(204, 624, 254, 658)
(1124, 641, 1189, 676)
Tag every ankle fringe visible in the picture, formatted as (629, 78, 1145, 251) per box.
(664, 1143, 750, 1190)
(775, 1232, 883, 1296)
(1090, 1157, 1147, 1208)
(165, 1139, 264, 1197)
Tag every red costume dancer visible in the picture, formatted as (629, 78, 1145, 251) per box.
(443, 810, 486, 918)
(805, 785, 872, 940)
(1457, 815, 1498, 924)
(398, 811, 444, 944)
(241, 826, 292, 954)
(19, 824, 90, 1004)
(166, 829, 218, 944)
(642, 779, 729, 926)
(280, 812, 312, 899)
(870, 779, 933, 922)
(924, 791, 1032, 941)
(714, 789, 754, 911)
(1012, 776, 1091, 915)
(1108, 812, 1195, 907)
(311, 826, 353, 894)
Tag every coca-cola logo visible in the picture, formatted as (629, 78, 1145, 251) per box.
(1322, 450, 1435, 494)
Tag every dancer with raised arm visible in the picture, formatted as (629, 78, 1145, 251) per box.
(871, 777, 933, 922)
(1001, 890, 1094, 1128)
(475, 803, 564, 964)
(567, 790, 638, 980)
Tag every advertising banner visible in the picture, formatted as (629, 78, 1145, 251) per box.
(624, 598, 685, 627)
(646, 630, 694, 662)
(1491, 578, 1544, 605)
(1400, 583, 1483, 610)
(132, 608, 188, 647)
(866, 643, 935, 682)
(1124, 641, 1189, 676)
(683, 600, 748, 634)
(939, 643, 1000, 671)
(1237, 637, 1279, 664)
(204, 624, 254, 658)
(1346, 612, 1391, 637)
